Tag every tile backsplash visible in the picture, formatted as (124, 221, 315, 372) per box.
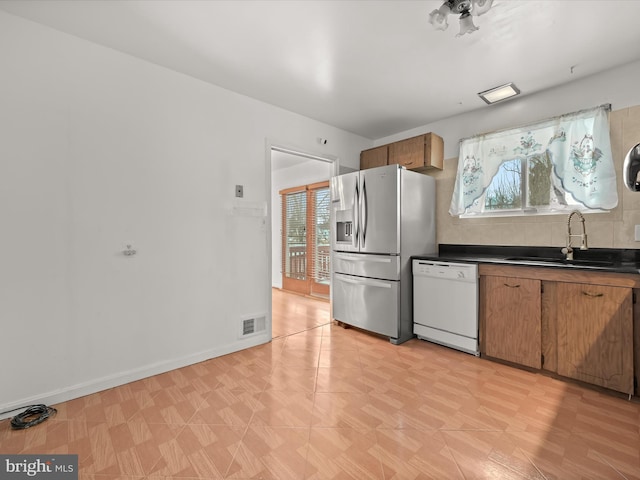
(431, 105, 640, 249)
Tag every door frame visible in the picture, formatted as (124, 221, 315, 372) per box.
(266, 140, 340, 340)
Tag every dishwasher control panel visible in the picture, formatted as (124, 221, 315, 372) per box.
(413, 260, 478, 281)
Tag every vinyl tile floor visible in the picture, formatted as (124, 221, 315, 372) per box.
(1, 294, 640, 479)
(271, 288, 330, 339)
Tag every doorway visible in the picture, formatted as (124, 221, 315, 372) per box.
(270, 146, 335, 338)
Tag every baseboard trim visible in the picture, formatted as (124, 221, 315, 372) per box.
(0, 333, 270, 421)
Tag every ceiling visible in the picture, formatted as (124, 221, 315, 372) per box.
(2, 0, 640, 140)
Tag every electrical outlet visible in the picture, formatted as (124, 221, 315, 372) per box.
(635, 225, 640, 241)
(235, 185, 243, 198)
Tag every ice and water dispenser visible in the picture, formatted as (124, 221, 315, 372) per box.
(334, 206, 355, 246)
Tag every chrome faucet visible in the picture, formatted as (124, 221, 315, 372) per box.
(561, 210, 588, 260)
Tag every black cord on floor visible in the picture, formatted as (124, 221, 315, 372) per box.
(0, 404, 57, 430)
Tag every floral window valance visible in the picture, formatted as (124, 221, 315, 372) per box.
(449, 105, 617, 216)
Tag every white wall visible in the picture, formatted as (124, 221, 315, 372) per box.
(271, 158, 333, 288)
(375, 59, 640, 160)
(0, 11, 369, 413)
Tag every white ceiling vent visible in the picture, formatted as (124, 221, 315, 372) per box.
(240, 314, 266, 338)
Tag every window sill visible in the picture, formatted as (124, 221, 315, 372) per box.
(458, 207, 609, 219)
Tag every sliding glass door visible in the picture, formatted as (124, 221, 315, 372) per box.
(280, 181, 330, 297)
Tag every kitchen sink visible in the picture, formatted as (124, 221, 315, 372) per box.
(504, 256, 614, 267)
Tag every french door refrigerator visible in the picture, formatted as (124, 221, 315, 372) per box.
(330, 164, 436, 344)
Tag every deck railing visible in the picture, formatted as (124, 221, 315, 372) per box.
(286, 245, 330, 282)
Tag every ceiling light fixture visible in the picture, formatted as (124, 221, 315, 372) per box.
(478, 83, 520, 104)
(429, 0, 494, 37)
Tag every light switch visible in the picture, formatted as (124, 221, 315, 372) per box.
(635, 225, 640, 241)
(235, 185, 244, 198)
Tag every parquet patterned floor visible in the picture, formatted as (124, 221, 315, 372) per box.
(1, 291, 639, 479)
(271, 288, 330, 339)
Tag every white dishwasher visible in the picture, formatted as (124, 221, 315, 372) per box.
(413, 259, 479, 356)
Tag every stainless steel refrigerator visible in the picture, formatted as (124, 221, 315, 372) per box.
(330, 164, 436, 344)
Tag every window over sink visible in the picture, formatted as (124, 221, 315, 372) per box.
(449, 104, 618, 217)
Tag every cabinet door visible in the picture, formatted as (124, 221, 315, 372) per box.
(483, 275, 541, 368)
(389, 135, 425, 169)
(360, 145, 388, 170)
(556, 283, 633, 395)
(388, 133, 444, 171)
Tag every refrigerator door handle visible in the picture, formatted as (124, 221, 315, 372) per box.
(335, 273, 392, 289)
(334, 253, 392, 263)
(353, 182, 360, 248)
(361, 178, 368, 247)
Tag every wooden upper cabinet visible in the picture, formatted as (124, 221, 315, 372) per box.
(360, 145, 388, 170)
(388, 133, 444, 171)
(556, 282, 634, 395)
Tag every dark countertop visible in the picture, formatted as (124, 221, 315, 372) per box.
(413, 244, 640, 275)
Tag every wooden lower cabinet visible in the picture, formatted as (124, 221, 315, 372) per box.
(483, 275, 542, 369)
(480, 264, 638, 396)
(556, 282, 634, 395)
